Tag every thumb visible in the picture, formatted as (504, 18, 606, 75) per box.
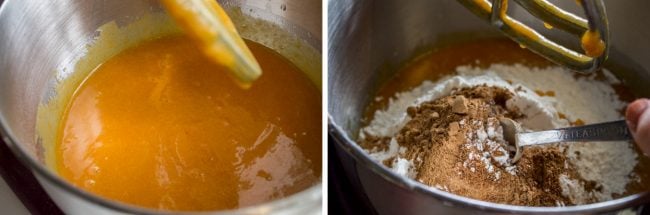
(626, 98, 650, 155)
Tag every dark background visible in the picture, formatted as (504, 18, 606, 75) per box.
(0, 138, 62, 214)
(328, 139, 376, 215)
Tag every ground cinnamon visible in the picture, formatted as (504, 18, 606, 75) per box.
(379, 86, 584, 206)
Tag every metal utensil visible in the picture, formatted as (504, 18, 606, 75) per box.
(499, 118, 632, 163)
(457, 0, 609, 73)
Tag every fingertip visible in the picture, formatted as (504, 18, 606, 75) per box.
(626, 99, 649, 132)
(630, 99, 650, 156)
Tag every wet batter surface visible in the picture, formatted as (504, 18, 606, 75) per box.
(56, 35, 321, 211)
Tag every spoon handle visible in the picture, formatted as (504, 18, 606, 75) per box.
(517, 120, 632, 147)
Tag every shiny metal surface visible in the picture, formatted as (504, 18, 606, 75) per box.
(517, 120, 631, 146)
(458, 0, 609, 73)
(0, 0, 321, 214)
(502, 119, 631, 163)
(328, 0, 650, 214)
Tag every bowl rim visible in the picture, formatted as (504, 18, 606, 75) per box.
(328, 115, 650, 214)
(0, 0, 322, 214)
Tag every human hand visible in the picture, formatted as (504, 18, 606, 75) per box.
(626, 99, 650, 155)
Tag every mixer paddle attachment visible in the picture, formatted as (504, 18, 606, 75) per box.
(457, 0, 609, 73)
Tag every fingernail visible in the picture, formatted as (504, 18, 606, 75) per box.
(626, 99, 649, 132)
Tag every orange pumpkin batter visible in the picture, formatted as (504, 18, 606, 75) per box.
(56, 35, 321, 211)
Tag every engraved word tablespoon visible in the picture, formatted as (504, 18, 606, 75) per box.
(499, 118, 632, 163)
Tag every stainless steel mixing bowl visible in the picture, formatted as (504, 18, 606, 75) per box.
(328, 0, 650, 214)
(0, 0, 321, 214)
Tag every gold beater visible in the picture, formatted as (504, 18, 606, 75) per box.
(457, 0, 609, 73)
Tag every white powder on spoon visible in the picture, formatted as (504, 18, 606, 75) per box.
(360, 63, 637, 205)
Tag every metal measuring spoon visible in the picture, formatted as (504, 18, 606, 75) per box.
(499, 118, 632, 163)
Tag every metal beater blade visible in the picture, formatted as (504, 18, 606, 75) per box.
(457, 0, 609, 73)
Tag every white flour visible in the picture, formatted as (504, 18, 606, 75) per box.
(360, 63, 637, 205)
(462, 118, 517, 180)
